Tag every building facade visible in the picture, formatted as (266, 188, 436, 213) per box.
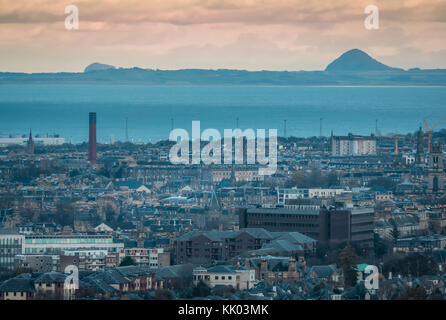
(239, 205, 374, 250)
(0, 231, 25, 273)
(331, 134, 377, 156)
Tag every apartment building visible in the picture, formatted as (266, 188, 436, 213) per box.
(120, 248, 170, 269)
(0, 230, 25, 272)
(331, 134, 377, 156)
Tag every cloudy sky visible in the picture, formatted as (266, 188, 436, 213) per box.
(1, 0, 446, 72)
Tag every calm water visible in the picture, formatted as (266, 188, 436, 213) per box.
(0, 84, 445, 143)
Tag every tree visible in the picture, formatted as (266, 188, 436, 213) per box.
(429, 288, 444, 300)
(172, 264, 193, 290)
(339, 244, 358, 287)
(119, 256, 136, 266)
(98, 167, 111, 178)
(397, 286, 428, 300)
(383, 253, 438, 277)
(374, 233, 389, 259)
(104, 204, 117, 223)
(191, 280, 211, 298)
(55, 200, 75, 227)
(368, 177, 397, 191)
(390, 225, 400, 244)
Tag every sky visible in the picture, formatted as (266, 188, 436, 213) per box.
(1, 0, 446, 72)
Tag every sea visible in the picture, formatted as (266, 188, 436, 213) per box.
(0, 84, 445, 144)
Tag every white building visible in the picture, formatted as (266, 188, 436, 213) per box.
(23, 235, 123, 255)
(331, 134, 376, 156)
(277, 187, 347, 203)
(193, 265, 257, 290)
(0, 135, 65, 147)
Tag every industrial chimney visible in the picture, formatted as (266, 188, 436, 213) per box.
(88, 112, 97, 163)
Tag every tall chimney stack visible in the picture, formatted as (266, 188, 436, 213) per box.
(88, 112, 97, 163)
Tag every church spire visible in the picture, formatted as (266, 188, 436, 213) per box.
(27, 129, 34, 154)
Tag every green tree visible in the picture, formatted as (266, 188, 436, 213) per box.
(368, 177, 397, 191)
(119, 256, 136, 266)
(55, 200, 75, 227)
(374, 233, 389, 259)
(391, 225, 400, 244)
(339, 244, 358, 287)
(191, 280, 211, 298)
(383, 253, 438, 277)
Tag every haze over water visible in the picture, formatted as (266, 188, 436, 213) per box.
(0, 84, 445, 144)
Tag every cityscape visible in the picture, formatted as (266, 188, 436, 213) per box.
(1, 108, 445, 301)
(1, 0, 446, 312)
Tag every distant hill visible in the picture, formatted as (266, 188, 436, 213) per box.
(1, 49, 446, 86)
(325, 49, 402, 72)
(84, 62, 115, 73)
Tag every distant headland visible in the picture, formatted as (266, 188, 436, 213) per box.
(1, 49, 446, 86)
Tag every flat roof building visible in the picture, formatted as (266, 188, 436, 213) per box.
(23, 235, 123, 255)
(331, 134, 377, 156)
(239, 205, 374, 250)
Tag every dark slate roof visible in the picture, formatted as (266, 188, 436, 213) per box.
(80, 278, 119, 294)
(207, 265, 247, 274)
(86, 269, 130, 284)
(271, 232, 317, 244)
(258, 240, 304, 253)
(307, 265, 337, 278)
(0, 277, 35, 292)
(115, 266, 153, 277)
(155, 267, 179, 280)
(34, 272, 67, 283)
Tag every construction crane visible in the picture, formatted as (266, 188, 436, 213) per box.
(423, 114, 446, 153)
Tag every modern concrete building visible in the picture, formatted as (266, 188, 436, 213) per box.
(0, 230, 25, 273)
(120, 248, 170, 269)
(60, 249, 119, 271)
(277, 187, 347, 203)
(23, 235, 123, 255)
(331, 134, 377, 156)
(14, 254, 59, 273)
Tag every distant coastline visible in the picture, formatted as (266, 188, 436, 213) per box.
(2, 68, 446, 86)
(2, 49, 446, 86)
